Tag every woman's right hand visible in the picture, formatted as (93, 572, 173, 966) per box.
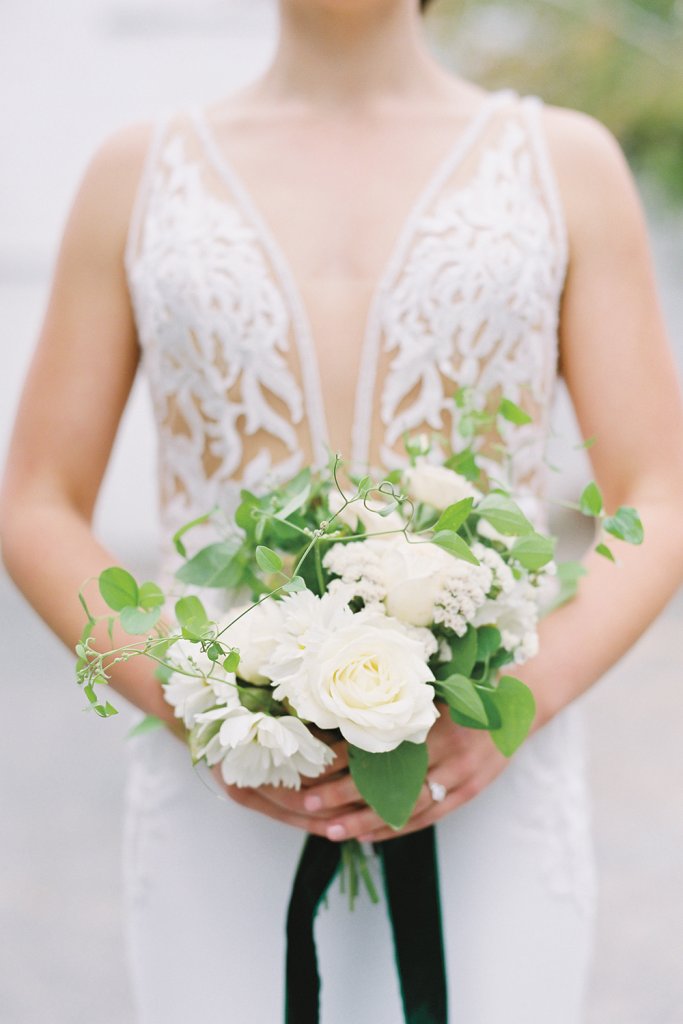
(211, 736, 369, 833)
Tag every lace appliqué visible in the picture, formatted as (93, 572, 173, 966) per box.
(372, 119, 564, 494)
(126, 96, 567, 547)
(127, 131, 306, 535)
(513, 707, 598, 919)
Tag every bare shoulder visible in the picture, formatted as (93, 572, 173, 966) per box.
(65, 120, 157, 258)
(537, 103, 646, 250)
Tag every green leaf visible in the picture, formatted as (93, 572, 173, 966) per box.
(488, 676, 536, 756)
(476, 625, 502, 661)
(498, 397, 533, 426)
(275, 482, 311, 522)
(128, 715, 164, 739)
(544, 560, 588, 613)
(437, 674, 489, 726)
(223, 650, 241, 674)
(138, 581, 165, 609)
(595, 542, 616, 562)
(283, 575, 306, 593)
(155, 662, 174, 685)
(575, 435, 596, 450)
(444, 447, 480, 482)
(354, 475, 373, 497)
(206, 642, 224, 662)
(175, 596, 211, 640)
(475, 495, 535, 536)
(98, 567, 139, 612)
(348, 741, 428, 830)
(579, 482, 603, 517)
(255, 545, 283, 575)
(433, 497, 474, 534)
(604, 506, 644, 545)
(431, 531, 479, 565)
(235, 490, 261, 540)
(175, 540, 242, 588)
(434, 627, 477, 679)
(119, 605, 162, 635)
(474, 686, 503, 730)
(94, 702, 118, 719)
(453, 386, 471, 410)
(510, 532, 556, 570)
(171, 508, 216, 557)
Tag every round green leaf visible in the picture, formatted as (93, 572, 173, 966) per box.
(283, 575, 307, 594)
(510, 533, 555, 570)
(475, 495, 534, 536)
(255, 545, 284, 574)
(223, 650, 241, 674)
(603, 506, 644, 546)
(489, 676, 536, 756)
(579, 482, 603, 517)
(348, 742, 428, 830)
(175, 595, 210, 639)
(119, 606, 162, 635)
(98, 567, 139, 612)
(138, 581, 165, 609)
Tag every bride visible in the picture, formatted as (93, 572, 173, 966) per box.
(2, 1, 683, 1021)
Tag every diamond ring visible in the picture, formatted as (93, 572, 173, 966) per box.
(428, 779, 447, 804)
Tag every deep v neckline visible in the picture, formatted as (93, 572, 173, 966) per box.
(189, 89, 514, 472)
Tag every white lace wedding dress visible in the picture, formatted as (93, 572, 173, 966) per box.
(122, 89, 596, 1023)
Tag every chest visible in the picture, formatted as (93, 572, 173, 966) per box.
(128, 96, 566, 483)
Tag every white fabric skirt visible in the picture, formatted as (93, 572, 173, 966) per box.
(123, 705, 596, 1024)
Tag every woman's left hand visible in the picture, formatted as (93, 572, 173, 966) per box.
(299, 703, 509, 844)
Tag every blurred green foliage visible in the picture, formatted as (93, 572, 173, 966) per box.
(429, 0, 683, 201)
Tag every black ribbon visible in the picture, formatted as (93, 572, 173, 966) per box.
(285, 827, 448, 1024)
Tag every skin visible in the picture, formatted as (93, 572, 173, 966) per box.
(2, 0, 683, 847)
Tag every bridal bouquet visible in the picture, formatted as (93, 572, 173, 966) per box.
(76, 392, 643, 880)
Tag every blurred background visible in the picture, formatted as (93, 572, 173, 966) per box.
(0, 0, 681, 1020)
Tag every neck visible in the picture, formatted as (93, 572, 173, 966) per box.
(252, 0, 450, 111)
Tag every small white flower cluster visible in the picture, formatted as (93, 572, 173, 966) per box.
(324, 535, 497, 637)
(323, 533, 540, 663)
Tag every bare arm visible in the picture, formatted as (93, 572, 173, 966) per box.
(0, 125, 181, 734)
(520, 108, 683, 724)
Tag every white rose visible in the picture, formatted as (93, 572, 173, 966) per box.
(219, 599, 284, 685)
(194, 706, 335, 788)
(267, 596, 438, 753)
(327, 488, 405, 535)
(404, 463, 479, 511)
(379, 539, 457, 627)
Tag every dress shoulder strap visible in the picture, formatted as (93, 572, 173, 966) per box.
(124, 111, 175, 274)
(518, 94, 569, 273)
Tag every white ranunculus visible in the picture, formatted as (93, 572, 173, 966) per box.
(403, 463, 479, 512)
(266, 593, 438, 753)
(219, 599, 284, 685)
(194, 706, 335, 788)
(163, 640, 240, 729)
